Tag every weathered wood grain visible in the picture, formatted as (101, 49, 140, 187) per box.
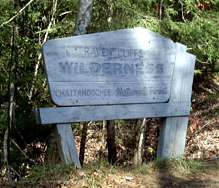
(55, 124, 81, 168)
(157, 117, 189, 159)
(157, 43, 196, 160)
(43, 27, 176, 106)
(35, 102, 191, 124)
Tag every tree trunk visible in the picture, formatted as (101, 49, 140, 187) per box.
(3, 0, 19, 179)
(73, 0, 94, 36)
(79, 122, 88, 166)
(98, 120, 107, 160)
(45, 0, 94, 166)
(3, 128, 10, 180)
(42, 0, 60, 165)
(45, 125, 60, 164)
(73, 0, 94, 166)
(133, 118, 147, 166)
(106, 120, 117, 164)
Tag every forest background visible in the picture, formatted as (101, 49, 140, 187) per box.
(0, 0, 219, 182)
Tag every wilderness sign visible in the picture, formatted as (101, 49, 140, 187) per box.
(35, 27, 196, 167)
(43, 28, 176, 106)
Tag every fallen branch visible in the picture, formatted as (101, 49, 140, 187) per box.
(187, 120, 218, 143)
(0, 0, 34, 28)
(196, 58, 209, 64)
(13, 124, 27, 146)
(10, 166, 21, 179)
(196, 120, 218, 134)
(10, 138, 36, 164)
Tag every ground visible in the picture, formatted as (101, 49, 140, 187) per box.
(1, 78, 219, 187)
(2, 159, 219, 187)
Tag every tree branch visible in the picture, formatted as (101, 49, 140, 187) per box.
(59, 11, 72, 17)
(28, 0, 57, 100)
(10, 138, 36, 164)
(120, 5, 155, 21)
(0, 0, 34, 28)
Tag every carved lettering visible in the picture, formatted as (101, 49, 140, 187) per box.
(89, 63, 101, 74)
(58, 46, 175, 60)
(116, 87, 147, 96)
(124, 64, 134, 75)
(43, 28, 180, 107)
(54, 88, 112, 97)
(74, 63, 79, 74)
(101, 48, 108, 56)
(112, 63, 123, 74)
(102, 63, 112, 75)
(59, 62, 73, 74)
(54, 86, 169, 100)
(150, 88, 168, 95)
(79, 63, 89, 74)
(58, 62, 165, 76)
(136, 62, 144, 74)
(145, 64, 154, 73)
(155, 64, 164, 74)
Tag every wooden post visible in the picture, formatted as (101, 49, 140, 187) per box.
(157, 43, 196, 160)
(55, 124, 81, 168)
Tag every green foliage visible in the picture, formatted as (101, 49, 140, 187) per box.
(161, 11, 219, 74)
(91, 0, 219, 76)
(0, 0, 78, 177)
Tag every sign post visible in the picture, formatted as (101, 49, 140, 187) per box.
(35, 27, 195, 165)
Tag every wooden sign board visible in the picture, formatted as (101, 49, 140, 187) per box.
(43, 27, 176, 106)
(36, 28, 196, 166)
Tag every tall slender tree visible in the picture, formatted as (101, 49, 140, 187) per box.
(106, 120, 117, 164)
(133, 118, 147, 166)
(3, 0, 20, 180)
(73, 0, 94, 166)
